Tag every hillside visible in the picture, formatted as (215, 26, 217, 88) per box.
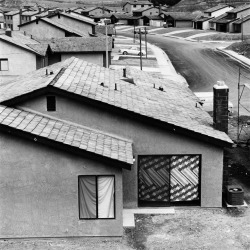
(169, 0, 250, 12)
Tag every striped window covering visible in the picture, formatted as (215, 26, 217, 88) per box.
(79, 176, 115, 219)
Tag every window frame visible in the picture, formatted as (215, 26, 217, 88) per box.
(78, 175, 116, 220)
(0, 58, 9, 71)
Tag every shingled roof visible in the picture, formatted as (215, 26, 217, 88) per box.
(233, 15, 250, 24)
(0, 105, 133, 167)
(204, 5, 231, 13)
(0, 57, 233, 147)
(227, 4, 250, 14)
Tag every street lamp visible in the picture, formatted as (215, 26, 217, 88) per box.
(104, 18, 111, 68)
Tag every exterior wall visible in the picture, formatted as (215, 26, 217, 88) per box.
(49, 15, 94, 35)
(176, 20, 193, 28)
(118, 19, 128, 25)
(12, 14, 20, 30)
(243, 19, 250, 35)
(0, 40, 36, 76)
(141, 8, 159, 16)
(203, 20, 210, 30)
(236, 9, 250, 19)
(229, 22, 234, 33)
(0, 132, 123, 238)
(20, 21, 66, 39)
(124, 3, 132, 13)
(20, 95, 225, 208)
(131, 4, 152, 12)
(61, 52, 104, 66)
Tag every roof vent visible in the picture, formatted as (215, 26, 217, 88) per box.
(50, 71, 53, 75)
(100, 82, 104, 87)
(159, 86, 164, 91)
(115, 83, 117, 91)
(5, 28, 12, 37)
(123, 68, 126, 77)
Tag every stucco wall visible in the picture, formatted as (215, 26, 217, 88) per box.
(49, 15, 93, 35)
(236, 9, 250, 19)
(20, 94, 225, 208)
(142, 8, 159, 16)
(243, 20, 250, 35)
(20, 21, 66, 39)
(0, 132, 123, 238)
(61, 52, 104, 66)
(0, 40, 36, 75)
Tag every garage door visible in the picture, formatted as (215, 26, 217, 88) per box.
(138, 155, 200, 206)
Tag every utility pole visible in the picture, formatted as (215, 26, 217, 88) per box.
(139, 28, 142, 70)
(241, 15, 244, 42)
(237, 67, 241, 142)
(144, 27, 147, 59)
(133, 20, 136, 43)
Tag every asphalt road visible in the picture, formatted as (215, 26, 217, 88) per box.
(118, 32, 250, 113)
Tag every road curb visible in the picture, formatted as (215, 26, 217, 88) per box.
(216, 48, 250, 69)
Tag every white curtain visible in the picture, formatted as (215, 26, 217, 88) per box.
(98, 177, 115, 218)
(79, 176, 96, 218)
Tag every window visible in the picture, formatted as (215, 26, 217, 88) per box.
(141, 4, 144, 7)
(78, 176, 115, 219)
(133, 4, 136, 7)
(46, 95, 56, 111)
(0, 59, 8, 71)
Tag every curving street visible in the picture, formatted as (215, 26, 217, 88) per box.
(118, 31, 250, 112)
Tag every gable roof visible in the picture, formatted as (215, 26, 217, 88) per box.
(209, 13, 227, 23)
(21, 10, 40, 16)
(204, 5, 231, 13)
(0, 33, 45, 56)
(232, 15, 250, 24)
(48, 12, 96, 26)
(133, 6, 157, 13)
(19, 18, 88, 37)
(144, 15, 163, 20)
(227, 4, 250, 14)
(37, 37, 112, 53)
(5, 10, 21, 16)
(0, 105, 133, 167)
(0, 57, 233, 147)
(162, 12, 198, 21)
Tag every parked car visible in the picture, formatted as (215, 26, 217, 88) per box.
(119, 47, 146, 56)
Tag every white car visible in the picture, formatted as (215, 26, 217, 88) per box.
(119, 47, 146, 56)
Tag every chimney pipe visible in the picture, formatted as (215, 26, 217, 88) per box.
(5, 28, 12, 37)
(213, 81, 229, 133)
(123, 68, 126, 77)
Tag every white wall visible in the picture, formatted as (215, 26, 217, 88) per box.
(0, 40, 36, 76)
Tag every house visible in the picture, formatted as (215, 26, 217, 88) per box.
(123, 0, 153, 14)
(0, 57, 232, 238)
(161, 12, 197, 28)
(34, 37, 112, 67)
(204, 4, 234, 18)
(193, 16, 214, 30)
(212, 4, 250, 32)
(5, 10, 22, 30)
(146, 15, 164, 27)
(19, 18, 88, 40)
(20, 10, 44, 25)
(90, 13, 112, 23)
(133, 6, 160, 17)
(47, 12, 96, 36)
(0, 30, 47, 76)
(81, 7, 111, 17)
(110, 13, 142, 25)
(231, 15, 250, 34)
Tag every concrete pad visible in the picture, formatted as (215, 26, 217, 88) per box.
(123, 208, 175, 228)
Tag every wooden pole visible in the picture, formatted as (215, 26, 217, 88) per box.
(139, 28, 142, 70)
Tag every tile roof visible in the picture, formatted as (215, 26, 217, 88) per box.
(95, 25, 114, 35)
(19, 18, 88, 37)
(133, 6, 156, 12)
(21, 10, 40, 16)
(38, 37, 112, 52)
(233, 15, 250, 24)
(204, 5, 231, 13)
(0, 57, 233, 146)
(5, 10, 20, 16)
(0, 33, 44, 56)
(0, 105, 133, 166)
(145, 15, 163, 20)
(26, 43, 49, 56)
(227, 4, 250, 14)
(49, 12, 96, 26)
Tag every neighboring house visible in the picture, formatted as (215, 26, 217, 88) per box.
(203, 4, 234, 18)
(193, 16, 214, 30)
(81, 7, 111, 17)
(33, 37, 112, 67)
(231, 15, 250, 34)
(90, 13, 112, 23)
(0, 30, 47, 76)
(161, 12, 197, 28)
(212, 4, 250, 32)
(19, 18, 88, 40)
(47, 12, 96, 36)
(5, 10, 22, 30)
(123, 0, 153, 14)
(146, 15, 164, 27)
(0, 15, 4, 29)
(20, 10, 43, 25)
(110, 13, 142, 25)
(133, 6, 159, 17)
(0, 57, 232, 238)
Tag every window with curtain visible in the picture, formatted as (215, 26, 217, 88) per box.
(78, 176, 115, 219)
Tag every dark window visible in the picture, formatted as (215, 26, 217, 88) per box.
(78, 175, 115, 219)
(0, 59, 8, 71)
(133, 4, 136, 7)
(141, 4, 144, 7)
(46, 96, 56, 111)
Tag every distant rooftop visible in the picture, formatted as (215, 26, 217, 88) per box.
(204, 5, 232, 13)
(227, 4, 250, 14)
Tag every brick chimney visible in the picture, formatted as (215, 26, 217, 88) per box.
(213, 81, 229, 134)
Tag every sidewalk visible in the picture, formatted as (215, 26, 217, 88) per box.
(112, 36, 188, 86)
